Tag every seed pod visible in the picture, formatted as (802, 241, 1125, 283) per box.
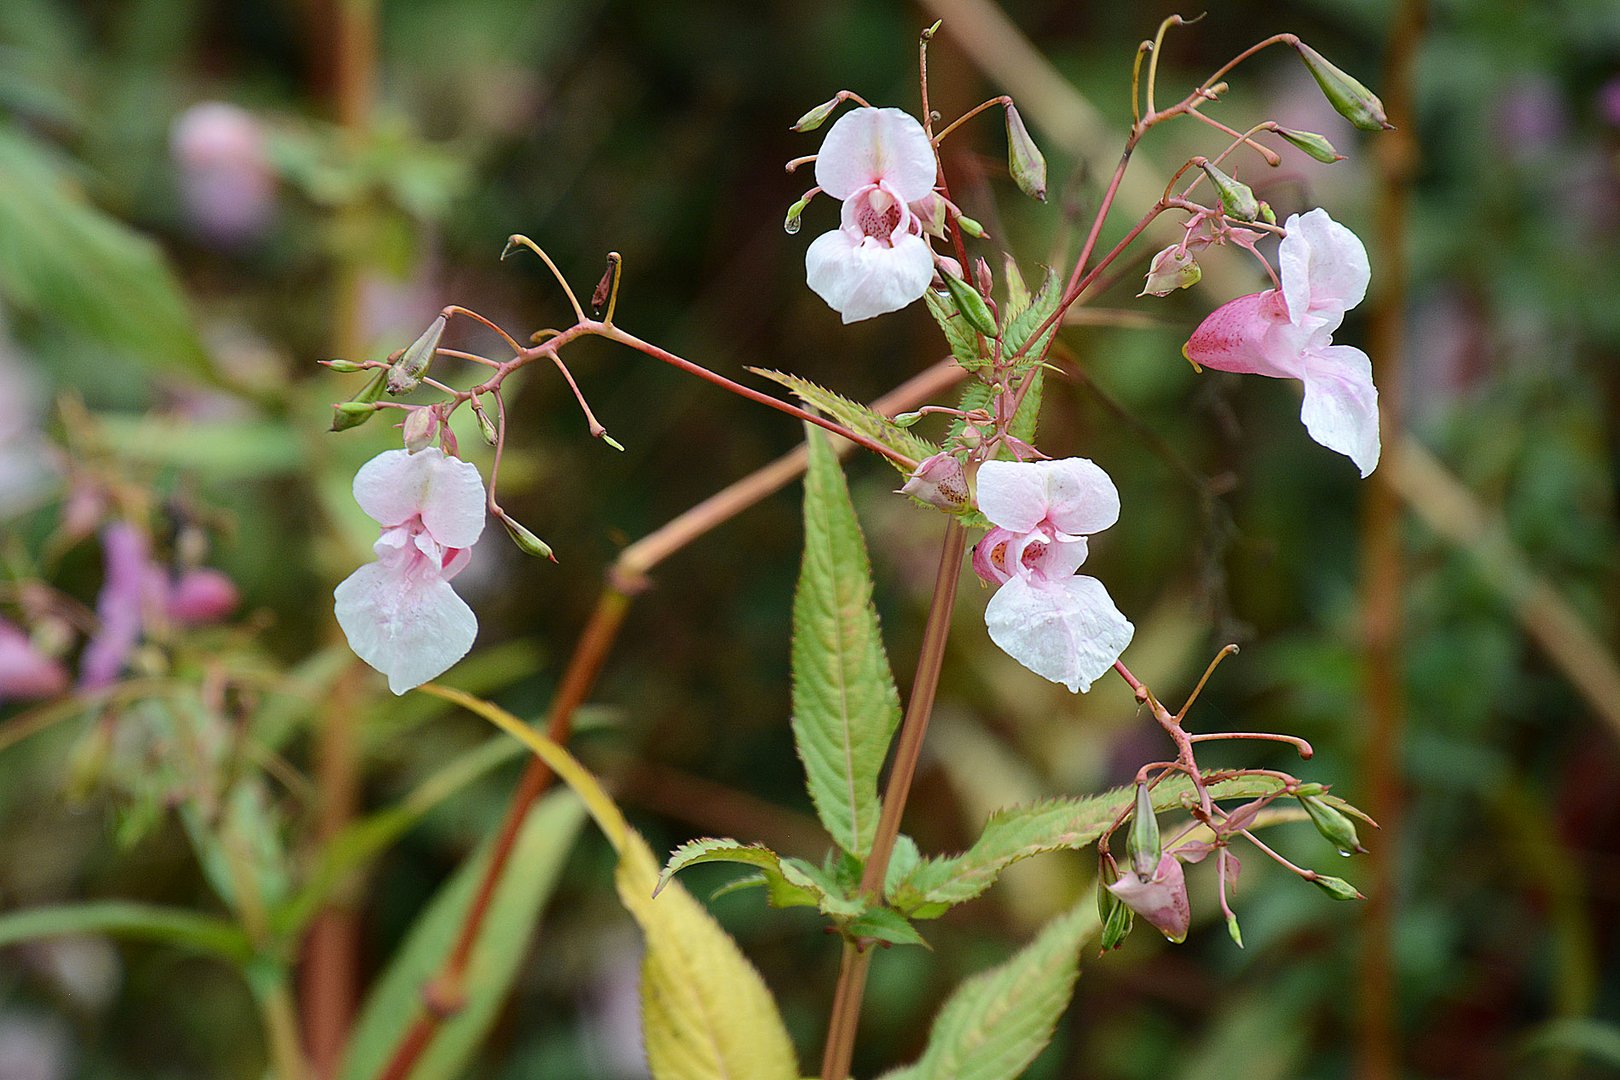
(1129, 782, 1162, 878)
(387, 315, 447, 395)
(1197, 161, 1260, 222)
(1274, 126, 1345, 163)
(791, 95, 843, 133)
(942, 271, 997, 337)
(322, 358, 367, 373)
(502, 516, 555, 561)
(1311, 874, 1364, 901)
(330, 370, 387, 431)
(1295, 42, 1393, 132)
(1300, 794, 1367, 856)
(1004, 102, 1047, 202)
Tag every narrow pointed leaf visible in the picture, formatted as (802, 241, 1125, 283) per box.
(659, 838, 863, 916)
(0, 902, 251, 964)
(750, 369, 942, 475)
(788, 426, 903, 857)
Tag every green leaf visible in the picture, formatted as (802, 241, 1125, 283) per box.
(881, 900, 1098, 1080)
(892, 775, 1344, 917)
(847, 906, 928, 948)
(750, 369, 940, 476)
(1008, 367, 1044, 448)
(925, 289, 988, 370)
(0, 902, 252, 965)
(0, 126, 211, 378)
(619, 831, 802, 1080)
(337, 790, 587, 1080)
(790, 426, 903, 857)
(1002, 269, 1061, 373)
(659, 838, 863, 916)
(97, 416, 306, 479)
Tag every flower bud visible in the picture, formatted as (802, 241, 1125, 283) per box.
(1098, 884, 1135, 951)
(1138, 245, 1202, 297)
(438, 423, 459, 458)
(941, 272, 998, 337)
(387, 315, 446, 395)
(1311, 873, 1364, 901)
(0, 618, 70, 700)
(167, 569, 239, 625)
(1107, 852, 1190, 943)
(973, 257, 993, 298)
(1299, 794, 1366, 856)
(783, 193, 811, 236)
(1198, 161, 1260, 222)
(891, 411, 924, 427)
(913, 193, 949, 239)
(1295, 42, 1393, 132)
(331, 370, 387, 431)
(502, 516, 556, 561)
(791, 95, 843, 133)
(471, 396, 499, 446)
(1226, 911, 1244, 948)
(402, 407, 439, 454)
(955, 214, 987, 239)
(1274, 126, 1345, 164)
(1128, 782, 1162, 878)
(322, 358, 368, 373)
(1004, 103, 1047, 202)
(900, 452, 969, 512)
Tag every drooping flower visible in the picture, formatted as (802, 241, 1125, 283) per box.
(1183, 208, 1379, 477)
(1108, 852, 1191, 943)
(334, 448, 486, 695)
(805, 107, 939, 323)
(972, 458, 1134, 693)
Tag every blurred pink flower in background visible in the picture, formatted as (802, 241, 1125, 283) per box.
(0, 619, 68, 704)
(170, 102, 276, 248)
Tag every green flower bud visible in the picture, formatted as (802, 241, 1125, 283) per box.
(1300, 794, 1366, 856)
(401, 406, 438, 454)
(1198, 161, 1260, 222)
(791, 96, 843, 133)
(470, 396, 498, 446)
(322, 358, 367, 373)
(956, 214, 987, 239)
(941, 272, 998, 338)
(1138, 245, 1202, 297)
(1099, 884, 1135, 951)
(1129, 782, 1162, 878)
(502, 516, 556, 561)
(1295, 42, 1393, 132)
(330, 370, 387, 431)
(387, 315, 447, 395)
(1226, 911, 1244, 949)
(1311, 874, 1364, 901)
(1274, 126, 1345, 164)
(783, 193, 811, 236)
(1004, 103, 1047, 202)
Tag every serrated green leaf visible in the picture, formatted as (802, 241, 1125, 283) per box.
(1008, 367, 1044, 448)
(925, 289, 988, 370)
(0, 902, 251, 964)
(881, 900, 1098, 1080)
(0, 127, 211, 378)
(419, 685, 800, 1080)
(789, 427, 903, 857)
(751, 369, 940, 475)
(847, 906, 928, 948)
(1002, 270, 1061, 373)
(659, 838, 863, 916)
(892, 775, 1351, 918)
(337, 791, 587, 1080)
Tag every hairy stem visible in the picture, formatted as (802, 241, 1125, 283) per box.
(821, 518, 969, 1080)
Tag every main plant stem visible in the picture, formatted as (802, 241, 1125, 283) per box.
(820, 518, 969, 1080)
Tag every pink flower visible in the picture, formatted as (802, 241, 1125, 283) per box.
(333, 448, 487, 694)
(79, 524, 153, 691)
(170, 102, 276, 248)
(972, 458, 1134, 693)
(1183, 208, 1380, 477)
(0, 618, 68, 703)
(1107, 853, 1191, 943)
(168, 569, 239, 625)
(805, 107, 939, 323)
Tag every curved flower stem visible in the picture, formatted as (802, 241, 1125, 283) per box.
(821, 518, 969, 1080)
(930, 94, 1011, 146)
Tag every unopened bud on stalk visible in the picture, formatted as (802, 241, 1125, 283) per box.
(438, 424, 459, 457)
(900, 452, 970, 512)
(331, 370, 388, 431)
(1198, 161, 1260, 222)
(401, 407, 438, 454)
(1099, 883, 1135, 950)
(783, 193, 812, 235)
(502, 515, 555, 561)
(1258, 201, 1277, 226)
(1295, 43, 1393, 132)
(470, 396, 498, 446)
(974, 257, 993, 298)
(956, 214, 987, 239)
(388, 315, 447, 395)
(1226, 911, 1244, 948)
(791, 95, 843, 133)
(957, 423, 984, 450)
(1274, 126, 1346, 163)
(1311, 873, 1364, 901)
(942, 272, 998, 337)
(1300, 794, 1367, 856)
(322, 358, 367, 373)
(892, 411, 925, 427)
(1004, 102, 1047, 201)
(1139, 245, 1202, 297)
(1129, 782, 1162, 877)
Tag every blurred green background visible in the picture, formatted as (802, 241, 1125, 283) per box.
(1, 0, 1618, 1077)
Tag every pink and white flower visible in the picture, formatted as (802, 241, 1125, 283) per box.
(972, 458, 1134, 693)
(334, 448, 486, 695)
(805, 107, 939, 323)
(1183, 208, 1380, 477)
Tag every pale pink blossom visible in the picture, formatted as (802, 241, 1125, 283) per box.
(1183, 208, 1380, 477)
(0, 618, 68, 703)
(805, 107, 938, 323)
(170, 102, 276, 248)
(1108, 853, 1191, 943)
(972, 458, 1134, 693)
(334, 448, 486, 694)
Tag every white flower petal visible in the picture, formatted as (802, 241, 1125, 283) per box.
(334, 561, 478, 695)
(1037, 458, 1120, 537)
(976, 459, 1048, 532)
(1299, 344, 1381, 477)
(1279, 209, 1370, 326)
(984, 574, 1134, 693)
(805, 229, 934, 323)
(352, 448, 486, 547)
(813, 107, 937, 203)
